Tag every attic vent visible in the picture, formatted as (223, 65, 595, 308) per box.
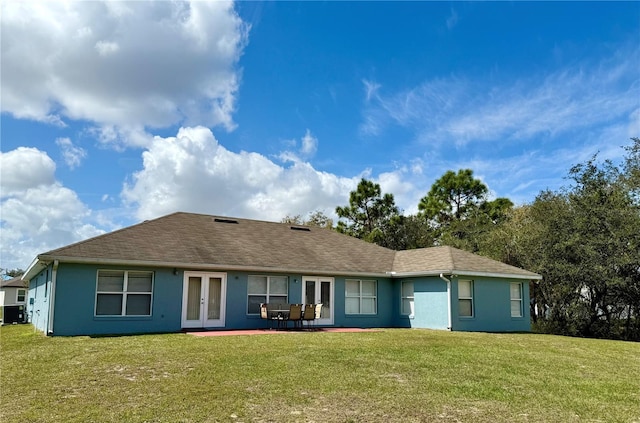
(290, 226, 311, 232)
(214, 218, 239, 224)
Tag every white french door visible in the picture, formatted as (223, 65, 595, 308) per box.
(302, 276, 334, 326)
(182, 272, 227, 328)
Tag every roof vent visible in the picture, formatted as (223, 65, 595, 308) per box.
(214, 218, 239, 224)
(290, 226, 311, 232)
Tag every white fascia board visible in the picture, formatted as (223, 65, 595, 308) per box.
(22, 257, 50, 281)
(35, 255, 391, 278)
(392, 269, 542, 281)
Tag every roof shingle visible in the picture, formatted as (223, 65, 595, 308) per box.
(34, 212, 540, 279)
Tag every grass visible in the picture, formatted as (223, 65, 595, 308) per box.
(1, 325, 639, 423)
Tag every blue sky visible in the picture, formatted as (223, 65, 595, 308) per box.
(1, 1, 639, 271)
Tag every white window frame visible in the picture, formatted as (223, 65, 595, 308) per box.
(458, 279, 474, 318)
(510, 282, 523, 317)
(247, 275, 289, 314)
(401, 281, 414, 317)
(16, 288, 26, 303)
(345, 279, 377, 315)
(95, 270, 154, 317)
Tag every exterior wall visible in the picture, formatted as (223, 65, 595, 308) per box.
(1, 286, 27, 306)
(334, 276, 395, 328)
(28, 265, 52, 332)
(450, 277, 531, 332)
(34, 261, 530, 336)
(52, 264, 182, 336)
(394, 277, 449, 330)
(43, 264, 397, 336)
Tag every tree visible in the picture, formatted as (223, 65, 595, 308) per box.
(418, 169, 488, 223)
(418, 169, 512, 251)
(2, 268, 24, 278)
(335, 178, 401, 248)
(281, 210, 334, 228)
(485, 146, 640, 340)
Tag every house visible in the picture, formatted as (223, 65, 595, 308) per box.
(1, 276, 28, 324)
(21, 212, 541, 336)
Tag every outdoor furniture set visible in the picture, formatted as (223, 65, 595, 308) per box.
(260, 303, 323, 330)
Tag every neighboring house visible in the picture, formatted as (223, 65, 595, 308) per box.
(1, 276, 28, 324)
(22, 212, 541, 336)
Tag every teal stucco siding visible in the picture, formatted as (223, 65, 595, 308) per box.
(28, 265, 52, 333)
(451, 277, 531, 332)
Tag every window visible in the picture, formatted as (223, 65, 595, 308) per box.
(345, 279, 377, 314)
(510, 283, 523, 317)
(95, 270, 153, 316)
(401, 281, 414, 316)
(17, 289, 26, 303)
(458, 280, 473, 317)
(247, 275, 288, 314)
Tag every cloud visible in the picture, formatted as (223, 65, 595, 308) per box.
(361, 43, 639, 148)
(0, 147, 56, 194)
(122, 126, 363, 222)
(56, 138, 87, 169)
(279, 129, 319, 163)
(446, 8, 459, 30)
(1, 1, 249, 147)
(0, 148, 107, 270)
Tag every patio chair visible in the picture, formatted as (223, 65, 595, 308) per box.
(302, 303, 315, 329)
(288, 303, 303, 330)
(260, 303, 272, 329)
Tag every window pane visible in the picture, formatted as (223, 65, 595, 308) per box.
(17, 289, 26, 302)
(402, 298, 414, 315)
(248, 276, 267, 294)
(269, 276, 288, 295)
(361, 298, 376, 314)
(126, 294, 151, 315)
(361, 280, 376, 296)
(96, 294, 123, 315)
(345, 280, 360, 296)
(248, 295, 266, 314)
(511, 300, 522, 317)
(98, 271, 124, 292)
(269, 295, 287, 305)
(459, 299, 472, 317)
(345, 297, 360, 314)
(458, 280, 472, 298)
(510, 283, 521, 300)
(128, 272, 152, 292)
(402, 282, 413, 298)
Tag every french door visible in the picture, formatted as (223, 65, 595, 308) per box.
(182, 272, 227, 328)
(302, 276, 334, 325)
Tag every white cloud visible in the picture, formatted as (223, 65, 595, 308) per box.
(279, 129, 319, 163)
(0, 148, 107, 270)
(446, 8, 459, 30)
(122, 126, 360, 222)
(1, 1, 249, 146)
(0, 147, 56, 194)
(361, 43, 639, 148)
(56, 137, 87, 169)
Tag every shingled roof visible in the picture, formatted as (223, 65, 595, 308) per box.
(26, 212, 540, 280)
(392, 246, 541, 279)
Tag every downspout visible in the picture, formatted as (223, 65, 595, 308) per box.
(439, 273, 452, 330)
(47, 260, 59, 335)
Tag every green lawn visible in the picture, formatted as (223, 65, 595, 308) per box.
(1, 325, 638, 423)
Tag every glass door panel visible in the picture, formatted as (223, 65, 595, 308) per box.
(207, 277, 222, 320)
(186, 277, 202, 321)
(302, 277, 334, 325)
(182, 272, 226, 328)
